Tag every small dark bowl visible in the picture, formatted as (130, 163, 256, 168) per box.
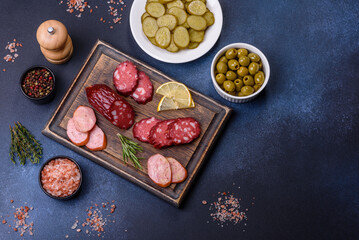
(39, 156, 83, 200)
(20, 66, 56, 104)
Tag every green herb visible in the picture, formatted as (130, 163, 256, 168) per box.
(9, 122, 42, 165)
(117, 133, 143, 169)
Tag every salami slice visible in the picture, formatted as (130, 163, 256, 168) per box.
(130, 71, 153, 104)
(67, 118, 89, 146)
(147, 154, 172, 187)
(167, 157, 187, 183)
(113, 61, 139, 96)
(86, 84, 135, 129)
(149, 119, 177, 149)
(169, 117, 201, 145)
(133, 117, 161, 143)
(109, 100, 135, 129)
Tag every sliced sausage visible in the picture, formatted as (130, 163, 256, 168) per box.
(86, 125, 107, 151)
(133, 117, 161, 143)
(130, 71, 153, 104)
(86, 84, 135, 129)
(149, 119, 177, 149)
(86, 84, 120, 121)
(113, 61, 139, 96)
(167, 157, 187, 183)
(73, 106, 96, 132)
(67, 118, 89, 146)
(169, 117, 201, 145)
(147, 154, 172, 187)
(109, 100, 135, 129)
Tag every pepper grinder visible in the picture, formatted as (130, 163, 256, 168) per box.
(36, 20, 73, 64)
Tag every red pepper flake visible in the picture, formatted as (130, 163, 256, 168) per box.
(2, 69, 5, 72)
(202, 200, 207, 205)
(2, 220, 6, 224)
(10, 200, 14, 203)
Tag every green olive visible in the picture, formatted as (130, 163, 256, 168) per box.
(237, 48, 248, 57)
(223, 80, 235, 92)
(248, 53, 261, 62)
(225, 48, 237, 59)
(218, 56, 228, 64)
(226, 70, 237, 80)
(243, 75, 254, 86)
(258, 61, 263, 69)
(234, 79, 244, 92)
(228, 59, 240, 70)
(248, 62, 260, 75)
(215, 73, 226, 85)
(237, 67, 249, 77)
(253, 85, 261, 92)
(216, 62, 228, 74)
(228, 91, 236, 96)
(238, 56, 250, 67)
(254, 71, 265, 85)
(241, 86, 254, 96)
(238, 91, 245, 97)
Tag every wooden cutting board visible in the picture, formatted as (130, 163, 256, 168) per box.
(42, 40, 232, 207)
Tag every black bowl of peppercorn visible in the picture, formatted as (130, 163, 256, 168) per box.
(20, 66, 56, 104)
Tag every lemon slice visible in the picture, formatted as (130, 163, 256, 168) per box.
(157, 96, 195, 111)
(156, 82, 193, 107)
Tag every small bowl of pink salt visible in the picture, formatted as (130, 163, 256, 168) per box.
(39, 156, 82, 200)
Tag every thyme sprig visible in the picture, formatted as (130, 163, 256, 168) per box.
(117, 133, 143, 169)
(9, 122, 42, 165)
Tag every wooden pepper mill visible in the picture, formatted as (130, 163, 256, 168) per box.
(36, 20, 73, 64)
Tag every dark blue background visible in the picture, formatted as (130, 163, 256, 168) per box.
(0, 0, 358, 239)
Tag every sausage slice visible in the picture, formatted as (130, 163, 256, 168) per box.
(130, 71, 153, 104)
(169, 117, 200, 145)
(67, 118, 89, 146)
(147, 154, 172, 187)
(86, 125, 107, 151)
(133, 117, 161, 143)
(167, 157, 187, 183)
(73, 106, 96, 133)
(113, 61, 139, 96)
(149, 119, 176, 149)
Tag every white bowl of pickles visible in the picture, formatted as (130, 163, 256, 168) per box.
(130, 0, 223, 64)
(211, 43, 270, 103)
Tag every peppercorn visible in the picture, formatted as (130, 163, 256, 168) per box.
(22, 68, 54, 98)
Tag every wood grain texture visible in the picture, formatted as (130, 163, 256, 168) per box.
(42, 40, 232, 207)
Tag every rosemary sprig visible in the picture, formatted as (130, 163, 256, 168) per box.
(9, 122, 43, 165)
(117, 133, 143, 169)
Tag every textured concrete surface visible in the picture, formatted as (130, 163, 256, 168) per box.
(0, 0, 358, 239)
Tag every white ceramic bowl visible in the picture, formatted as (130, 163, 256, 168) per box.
(211, 43, 270, 103)
(130, 0, 223, 63)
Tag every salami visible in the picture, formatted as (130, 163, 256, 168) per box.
(66, 118, 89, 146)
(130, 71, 153, 104)
(149, 119, 177, 149)
(109, 100, 135, 129)
(113, 61, 139, 96)
(147, 154, 172, 187)
(72, 106, 96, 133)
(133, 117, 161, 143)
(86, 84, 135, 129)
(169, 118, 201, 145)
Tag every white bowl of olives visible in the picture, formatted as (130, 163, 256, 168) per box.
(211, 43, 270, 103)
